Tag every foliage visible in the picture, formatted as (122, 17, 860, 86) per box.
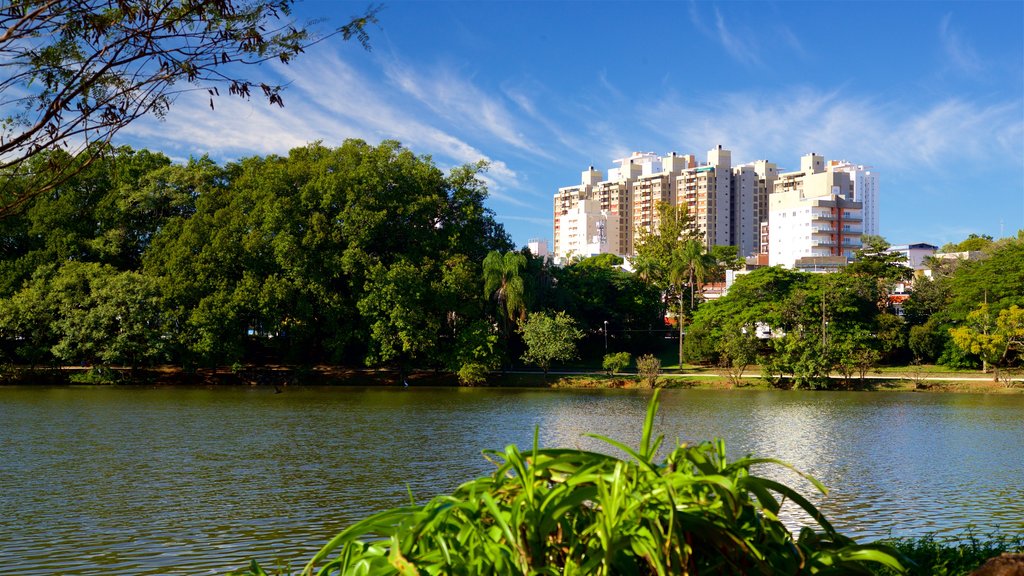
(0, 0, 378, 214)
(635, 353, 661, 388)
(717, 326, 759, 386)
(633, 202, 708, 368)
(553, 254, 663, 355)
(909, 322, 945, 363)
(483, 250, 528, 358)
(950, 304, 1024, 377)
(234, 392, 906, 576)
(879, 530, 1024, 576)
(939, 233, 994, 254)
(518, 311, 584, 374)
(601, 351, 631, 375)
(0, 140, 512, 372)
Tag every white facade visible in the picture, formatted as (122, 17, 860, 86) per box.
(768, 153, 864, 269)
(888, 243, 937, 271)
(527, 238, 550, 260)
(830, 161, 879, 236)
(553, 199, 620, 263)
(554, 148, 873, 265)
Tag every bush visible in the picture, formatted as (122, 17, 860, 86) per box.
(635, 353, 661, 388)
(601, 351, 631, 375)
(68, 366, 121, 384)
(234, 391, 906, 576)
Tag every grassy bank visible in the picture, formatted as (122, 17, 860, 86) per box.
(880, 531, 1024, 575)
(2, 363, 1021, 394)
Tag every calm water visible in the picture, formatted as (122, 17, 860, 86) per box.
(1, 386, 1022, 575)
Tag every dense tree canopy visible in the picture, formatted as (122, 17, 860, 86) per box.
(0, 140, 515, 374)
(0, 147, 1019, 385)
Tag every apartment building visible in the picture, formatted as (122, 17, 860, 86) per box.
(554, 146, 755, 262)
(552, 148, 873, 268)
(553, 165, 631, 258)
(830, 161, 879, 236)
(552, 198, 621, 263)
(768, 153, 864, 269)
(730, 159, 775, 257)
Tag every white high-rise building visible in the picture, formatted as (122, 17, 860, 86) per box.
(768, 153, 864, 269)
(553, 148, 874, 266)
(553, 199, 620, 263)
(830, 161, 878, 236)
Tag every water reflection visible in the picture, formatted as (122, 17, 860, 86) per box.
(1, 386, 1022, 575)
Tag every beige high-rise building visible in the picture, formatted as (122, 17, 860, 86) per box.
(632, 152, 693, 249)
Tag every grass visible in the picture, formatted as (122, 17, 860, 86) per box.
(878, 530, 1024, 576)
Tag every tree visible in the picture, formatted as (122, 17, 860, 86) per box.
(635, 353, 661, 388)
(633, 202, 704, 368)
(844, 234, 912, 312)
(717, 325, 758, 387)
(483, 250, 527, 340)
(518, 311, 583, 375)
(0, 0, 379, 215)
(940, 233, 994, 253)
(602, 351, 631, 375)
(950, 304, 1024, 379)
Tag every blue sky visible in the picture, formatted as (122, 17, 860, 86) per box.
(122, 1, 1024, 249)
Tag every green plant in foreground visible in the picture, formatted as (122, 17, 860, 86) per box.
(233, 391, 906, 576)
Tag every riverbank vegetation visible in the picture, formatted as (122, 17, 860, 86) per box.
(0, 142, 1021, 388)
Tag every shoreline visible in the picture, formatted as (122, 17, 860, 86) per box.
(2, 364, 1021, 394)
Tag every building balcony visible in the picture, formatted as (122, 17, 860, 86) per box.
(812, 213, 836, 221)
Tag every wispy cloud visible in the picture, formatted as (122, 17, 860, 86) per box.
(939, 13, 984, 74)
(500, 214, 552, 226)
(124, 46, 531, 202)
(383, 60, 542, 157)
(644, 88, 1023, 171)
(713, 7, 762, 67)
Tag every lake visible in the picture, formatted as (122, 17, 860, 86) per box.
(1, 386, 1022, 575)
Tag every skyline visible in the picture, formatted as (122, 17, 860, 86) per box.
(119, 1, 1024, 249)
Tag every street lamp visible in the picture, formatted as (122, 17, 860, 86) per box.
(604, 320, 609, 353)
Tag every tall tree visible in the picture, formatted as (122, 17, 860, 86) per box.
(633, 202, 704, 368)
(483, 250, 527, 341)
(0, 0, 379, 215)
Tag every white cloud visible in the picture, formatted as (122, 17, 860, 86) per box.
(939, 13, 984, 74)
(383, 60, 542, 156)
(123, 46, 531, 201)
(713, 7, 762, 67)
(644, 88, 1023, 171)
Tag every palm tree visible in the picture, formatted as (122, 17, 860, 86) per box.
(483, 250, 527, 340)
(668, 239, 709, 368)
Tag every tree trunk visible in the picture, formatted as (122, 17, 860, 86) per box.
(678, 290, 684, 370)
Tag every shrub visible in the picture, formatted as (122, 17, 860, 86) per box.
(601, 351, 631, 375)
(234, 391, 906, 576)
(635, 353, 661, 388)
